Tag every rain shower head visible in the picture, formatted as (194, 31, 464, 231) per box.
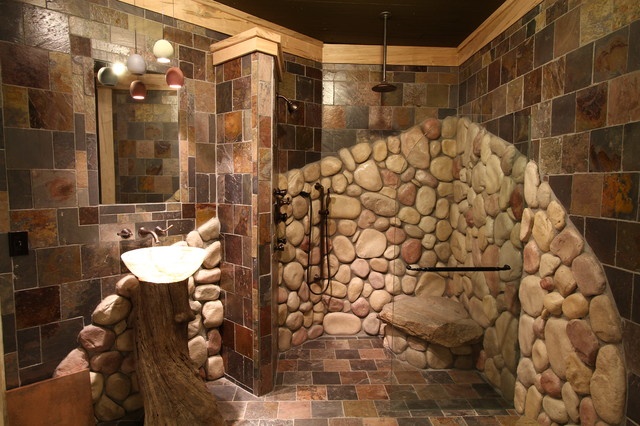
(276, 94, 299, 114)
(372, 11, 397, 93)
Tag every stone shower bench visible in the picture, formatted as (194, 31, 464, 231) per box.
(378, 296, 484, 369)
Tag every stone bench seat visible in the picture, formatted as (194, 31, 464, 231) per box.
(379, 296, 483, 348)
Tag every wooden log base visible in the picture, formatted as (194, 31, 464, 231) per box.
(133, 280, 224, 426)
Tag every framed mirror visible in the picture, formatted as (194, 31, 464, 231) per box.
(97, 73, 180, 204)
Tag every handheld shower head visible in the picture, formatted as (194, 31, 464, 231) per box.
(276, 94, 299, 114)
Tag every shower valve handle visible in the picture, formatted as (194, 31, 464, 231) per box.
(275, 197, 291, 206)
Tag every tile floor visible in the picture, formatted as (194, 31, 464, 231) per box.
(207, 336, 520, 425)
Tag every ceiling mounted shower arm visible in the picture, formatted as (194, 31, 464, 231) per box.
(372, 11, 397, 93)
(381, 11, 389, 79)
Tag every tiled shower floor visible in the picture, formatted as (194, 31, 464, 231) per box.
(207, 336, 520, 425)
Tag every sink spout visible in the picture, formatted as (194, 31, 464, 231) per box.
(138, 227, 159, 244)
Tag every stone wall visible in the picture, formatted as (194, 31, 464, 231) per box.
(516, 162, 626, 424)
(53, 218, 224, 422)
(276, 116, 627, 424)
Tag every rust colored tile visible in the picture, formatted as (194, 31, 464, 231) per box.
(340, 371, 369, 385)
(323, 106, 347, 129)
(607, 71, 640, 126)
(576, 83, 608, 132)
(6, 370, 93, 426)
(10, 209, 58, 249)
(224, 58, 242, 81)
(368, 106, 393, 131)
(28, 89, 73, 131)
(233, 142, 252, 174)
(601, 173, 638, 219)
(235, 324, 253, 358)
(570, 173, 603, 216)
(297, 385, 328, 401)
(49, 51, 72, 93)
(594, 27, 629, 82)
(0, 43, 49, 89)
(224, 111, 243, 143)
(356, 384, 388, 400)
(31, 170, 76, 208)
(15, 286, 60, 329)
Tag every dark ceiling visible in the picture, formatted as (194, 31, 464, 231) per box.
(212, 0, 507, 47)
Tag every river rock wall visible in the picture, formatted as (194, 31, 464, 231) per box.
(516, 161, 626, 425)
(276, 116, 627, 424)
(276, 116, 526, 399)
(53, 217, 225, 422)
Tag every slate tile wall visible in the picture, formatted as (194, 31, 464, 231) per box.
(0, 0, 223, 388)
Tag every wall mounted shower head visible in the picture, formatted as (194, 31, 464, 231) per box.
(276, 94, 299, 114)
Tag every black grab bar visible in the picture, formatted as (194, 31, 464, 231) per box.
(406, 265, 511, 272)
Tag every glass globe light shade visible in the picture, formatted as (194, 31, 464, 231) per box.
(127, 53, 147, 75)
(165, 66, 184, 89)
(153, 39, 174, 63)
(130, 80, 147, 100)
(97, 66, 118, 86)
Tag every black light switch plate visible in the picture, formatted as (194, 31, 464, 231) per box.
(8, 231, 29, 256)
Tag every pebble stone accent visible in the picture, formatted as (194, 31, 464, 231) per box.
(276, 116, 626, 424)
(53, 217, 224, 422)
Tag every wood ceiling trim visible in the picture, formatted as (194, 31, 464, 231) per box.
(457, 0, 544, 64)
(119, 0, 324, 61)
(122, 0, 543, 66)
(322, 45, 458, 67)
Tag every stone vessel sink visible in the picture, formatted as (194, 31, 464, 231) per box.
(121, 246, 205, 284)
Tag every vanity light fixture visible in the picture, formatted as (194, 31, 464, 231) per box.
(153, 39, 174, 63)
(130, 80, 147, 100)
(127, 0, 146, 75)
(152, 0, 174, 63)
(165, 66, 184, 89)
(97, 66, 118, 86)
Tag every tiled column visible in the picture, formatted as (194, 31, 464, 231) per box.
(211, 30, 281, 395)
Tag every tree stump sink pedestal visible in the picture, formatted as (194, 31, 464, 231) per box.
(121, 246, 224, 425)
(132, 279, 224, 426)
